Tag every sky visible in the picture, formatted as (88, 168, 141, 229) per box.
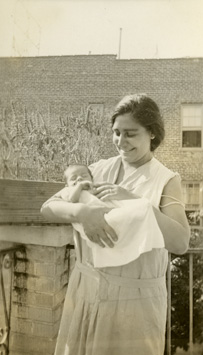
(0, 0, 203, 59)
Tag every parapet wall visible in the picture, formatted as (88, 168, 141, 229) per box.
(0, 179, 75, 354)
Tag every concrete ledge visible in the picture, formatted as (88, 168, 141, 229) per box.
(0, 225, 73, 247)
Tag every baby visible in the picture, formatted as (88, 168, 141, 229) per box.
(51, 164, 165, 268)
(61, 164, 94, 203)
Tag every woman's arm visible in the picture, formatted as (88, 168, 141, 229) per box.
(153, 175, 190, 255)
(40, 194, 118, 247)
(91, 178, 190, 254)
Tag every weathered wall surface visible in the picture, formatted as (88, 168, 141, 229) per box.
(0, 55, 203, 181)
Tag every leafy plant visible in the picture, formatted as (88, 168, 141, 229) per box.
(164, 228, 203, 355)
(0, 100, 114, 181)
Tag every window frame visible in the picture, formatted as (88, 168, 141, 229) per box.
(181, 103, 203, 150)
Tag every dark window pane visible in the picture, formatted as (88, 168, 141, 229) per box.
(182, 131, 201, 147)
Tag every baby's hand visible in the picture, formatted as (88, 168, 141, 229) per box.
(79, 180, 93, 190)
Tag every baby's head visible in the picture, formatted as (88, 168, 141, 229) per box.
(64, 164, 93, 187)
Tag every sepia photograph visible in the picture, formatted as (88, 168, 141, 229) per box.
(0, 0, 203, 354)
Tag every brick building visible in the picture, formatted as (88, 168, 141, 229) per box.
(0, 55, 203, 354)
(0, 54, 203, 220)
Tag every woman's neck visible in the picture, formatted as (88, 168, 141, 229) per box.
(122, 152, 153, 170)
(116, 153, 153, 184)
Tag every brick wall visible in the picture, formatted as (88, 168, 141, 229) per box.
(0, 180, 75, 354)
(7, 239, 75, 355)
(10, 246, 66, 354)
(0, 55, 203, 180)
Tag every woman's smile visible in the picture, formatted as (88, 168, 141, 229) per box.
(112, 112, 152, 166)
(119, 147, 136, 154)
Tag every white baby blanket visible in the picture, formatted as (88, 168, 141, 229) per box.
(72, 190, 165, 268)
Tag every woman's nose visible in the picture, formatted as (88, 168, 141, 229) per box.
(117, 134, 126, 147)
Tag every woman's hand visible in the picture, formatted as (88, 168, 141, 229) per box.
(93, 183, 139, 201)
(77, 204, 118, 248)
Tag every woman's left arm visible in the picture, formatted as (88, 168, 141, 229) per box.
(94, 178, 190, 254)
(153, 175, 190, 255)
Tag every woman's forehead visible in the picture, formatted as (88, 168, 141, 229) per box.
(112, 113, 141, 130)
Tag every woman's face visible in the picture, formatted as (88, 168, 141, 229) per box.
(112, 112, 152, 165)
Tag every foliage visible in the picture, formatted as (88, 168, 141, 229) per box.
(0, 101, 113, 181)
(186, 210, 201, 226)
(165, 228, 203, 355)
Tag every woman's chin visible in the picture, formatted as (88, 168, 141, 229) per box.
(119, 150, 136, 162)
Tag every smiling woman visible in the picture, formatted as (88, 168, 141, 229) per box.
(111, 94, 165, 152)
(110, 94, 165, 181)
(112, 113, 153, 165)
(41, 94, 190, 355)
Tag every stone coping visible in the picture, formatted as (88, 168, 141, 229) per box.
(0, 224, 74, 247)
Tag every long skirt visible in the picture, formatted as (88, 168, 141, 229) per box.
(54, 239, 168, 355)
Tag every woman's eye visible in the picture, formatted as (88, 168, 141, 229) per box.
(126, 133, 137, 138)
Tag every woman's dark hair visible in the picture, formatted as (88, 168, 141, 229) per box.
(111, 94, 165, 151)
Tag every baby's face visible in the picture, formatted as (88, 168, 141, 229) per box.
(66, 166, 92, 186)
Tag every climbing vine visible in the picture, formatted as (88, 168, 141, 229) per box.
(0, 100, 114, 181)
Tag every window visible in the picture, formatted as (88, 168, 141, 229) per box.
(182, 181, 203, 226)
(181, 104, 203, 148)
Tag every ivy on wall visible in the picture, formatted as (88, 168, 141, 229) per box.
(0, 100, 113, 181)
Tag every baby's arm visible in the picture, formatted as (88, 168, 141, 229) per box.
(61, 181, 93, 203)
(60, 185, 82, 203)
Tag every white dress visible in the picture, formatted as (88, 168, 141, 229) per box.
(54, 156, 178, 355)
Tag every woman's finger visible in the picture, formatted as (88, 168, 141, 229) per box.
(88, 231, 114, 248)
(95, 187, 116, 200)
(100, 230, 115, 248)
(93, 184, 114, 195)
(94, 183, 113, 188)
(92, 235, 106, 248)
(100, 191, 116, 201)
(96, 190, 112, 199)
(103, 222, 118, 242)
